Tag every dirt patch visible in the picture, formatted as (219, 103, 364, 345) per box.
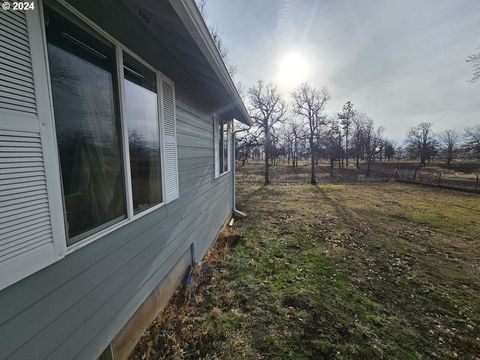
(282, 294, 312, 310)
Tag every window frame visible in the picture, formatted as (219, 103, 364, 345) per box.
(45, 8, 129, 245)
(214, 114, 232, 179)
(118, 48, 167, 219)
(41, 1, 173, 253)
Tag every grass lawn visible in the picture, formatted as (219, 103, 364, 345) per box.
(131, 183, 480, 359)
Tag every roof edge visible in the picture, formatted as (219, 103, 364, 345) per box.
(168, 0, 252, 126)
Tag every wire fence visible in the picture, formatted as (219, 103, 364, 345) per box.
(395, 165, 480, 192)
(236, 159, 480, 193)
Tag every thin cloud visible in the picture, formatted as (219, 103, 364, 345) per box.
(206, 0, 480, 140)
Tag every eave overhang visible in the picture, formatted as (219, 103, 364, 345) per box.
(169, 0, 252, 126)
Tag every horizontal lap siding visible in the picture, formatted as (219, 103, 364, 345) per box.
(0, 99, 232, 360)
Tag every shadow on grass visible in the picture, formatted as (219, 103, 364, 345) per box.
(237, 183, 285, 205)
(313, 184, 363, 229)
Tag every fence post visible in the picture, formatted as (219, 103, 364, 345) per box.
(413, 168, 418, 182)
(438, 172, 442, 186)
(476, 173, 479, 192)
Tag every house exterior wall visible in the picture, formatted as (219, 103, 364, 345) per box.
(0, 1, 239, 358)
(0, 90, 233, 360)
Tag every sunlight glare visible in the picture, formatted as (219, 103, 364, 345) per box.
(277, 52, 309, 89)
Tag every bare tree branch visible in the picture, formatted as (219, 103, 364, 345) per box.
(405, 122, 438, 165)
(291, 82, 329, 184)
(247, 81, 287, 184)
(439, 129, 459, 165)
(338, 101, 356, 167)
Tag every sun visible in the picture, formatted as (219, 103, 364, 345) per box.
(277, 52, 309, 89)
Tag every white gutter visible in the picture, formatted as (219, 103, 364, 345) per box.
(169, 0, 252, 126)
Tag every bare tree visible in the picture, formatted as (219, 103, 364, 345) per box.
(395, 146, 405, 160)
(195, 0, 236, 78)
(284, 118, 305, 169)
(378, 139, 385, 161)
(464, 125, 480, 159)
(406, 122, 438, 165)
(279, 123, 293, 166)
(439, 129, 459, 166)
(196, 0, 207, 15)
(351, 113, 367, 168)
(338, 101, 356, 167)
(466, 46, 480, 83)
(364, 119, 384, 177)
(384, 140, 396, 161)
(248, 81, 287, 184)
(235, 123, 261, 166)
(291, 83, 329, 184)
(321, 117, 343, 180)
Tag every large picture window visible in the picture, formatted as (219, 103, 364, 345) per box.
(42, 6, 178, 249)
(45, 8, 126, 244)
(123, 53, 163, 213)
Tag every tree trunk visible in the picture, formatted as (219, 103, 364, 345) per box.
(264, 144, 270, 185)
(330, 158, 334, 181)
(310, 136, 316, 185)
(447, 148, 452, 166)
(345, 130, 349, 167)
(366, 156, 371, 177)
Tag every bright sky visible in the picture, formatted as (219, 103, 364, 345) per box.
(204, 0, 480, 141)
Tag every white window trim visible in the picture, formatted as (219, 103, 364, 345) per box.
(118, 47, 167, 220)
(40, 0, 177, 254)
(214, 114, 232, 179)
(31, 2, 68, 259)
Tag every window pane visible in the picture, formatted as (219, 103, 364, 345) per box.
(223, 121, 229, 173)
(45, 8, 126, 243)
(218, 119, 224, 173)
(123, 54, 162, 212)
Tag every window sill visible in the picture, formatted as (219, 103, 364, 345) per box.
(66, 201, 165, 254)
(215, 170, 230, 179)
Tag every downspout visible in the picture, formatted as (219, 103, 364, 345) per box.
(232, 120, 247, 218)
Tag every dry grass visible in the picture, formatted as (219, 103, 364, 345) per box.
(130, 183, 480, 359)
